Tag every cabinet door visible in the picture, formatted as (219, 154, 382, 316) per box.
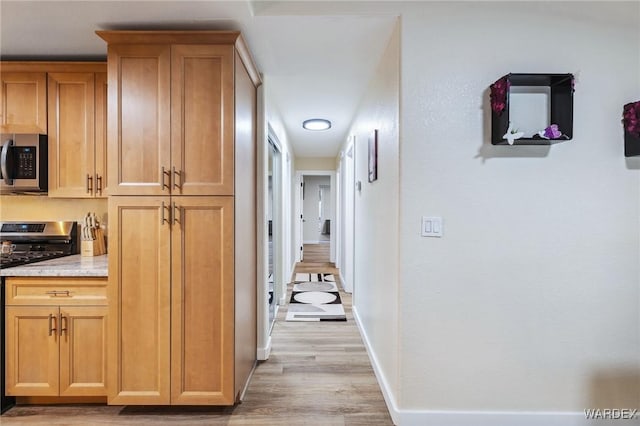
(47, 73, 96, 198)
(0, 72, 47, 133)
(171, 45, 235, 196)
(108, 197, 171, 404)
(5, 306, 59, 396)
(94, 72, 108, 197)
(107, 45, 171, 195)
(170, 196, 235, 404)
(59, 306, 108, 396)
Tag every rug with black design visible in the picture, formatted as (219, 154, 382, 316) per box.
(294, 272, 336, 283)
(286, 278, 346, 322)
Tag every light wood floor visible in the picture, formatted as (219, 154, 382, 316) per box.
(301, 242, 331, 265)
(1, 247, 393, 425)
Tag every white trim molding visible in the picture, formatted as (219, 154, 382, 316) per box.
(257, 335, 271, 361)
(398, 410, 590, 426)
(353, 305, 401, 424)
(353, 306, 587, 426)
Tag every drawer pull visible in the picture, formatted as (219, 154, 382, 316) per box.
(45, 290, 71, 297)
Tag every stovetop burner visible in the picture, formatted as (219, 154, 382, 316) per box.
(0, 250, 67, 268)
(0, 221, 78, 269)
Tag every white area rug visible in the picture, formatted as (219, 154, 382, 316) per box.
(294, 273, 336, 283)
(286, 273, 346, 322)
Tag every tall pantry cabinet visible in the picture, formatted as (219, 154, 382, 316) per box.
(97, 31, 260, 405)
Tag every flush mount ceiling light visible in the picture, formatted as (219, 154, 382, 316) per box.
(302, 118, 331, 131)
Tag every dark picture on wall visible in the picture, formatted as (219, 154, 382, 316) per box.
(368, 129, 378, 182)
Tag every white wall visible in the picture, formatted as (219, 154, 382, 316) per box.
(296, 156, 337, 171)
(342, 19, 401, 413)
(258, 78, 296, 360)
(397, 0, 640, 416)
(263, 83, 297, 281)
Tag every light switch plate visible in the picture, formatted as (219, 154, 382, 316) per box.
(422, 216, 443, 237)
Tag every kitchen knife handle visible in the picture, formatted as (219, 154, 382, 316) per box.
(161, 167, 171, 191)
(86, 174, 93, 194)
(48, 313, 57, 336)
(172, 202, 180, 225)
(161, 201, 170, 225)
(60, 314, 68, 336)
(172, 167, 182, 190)
(96, 174, 103, 195)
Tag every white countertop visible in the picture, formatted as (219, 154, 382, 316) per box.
(0, 254, 108, 277)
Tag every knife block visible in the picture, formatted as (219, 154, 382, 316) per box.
(81, 228, 107, 257)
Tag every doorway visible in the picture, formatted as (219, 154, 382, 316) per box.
(267, 139, 281, 329)
(295, 171, 336, 265)
(338, 139, 355, 293)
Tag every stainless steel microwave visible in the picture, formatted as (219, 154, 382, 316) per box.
(0, 134, 47, 194)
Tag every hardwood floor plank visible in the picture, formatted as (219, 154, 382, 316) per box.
(1, 257, 393, 425)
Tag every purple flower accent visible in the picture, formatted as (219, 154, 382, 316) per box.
(543, 124, 562, 139)
(623, 101, 640, 137)
(490, 76, 510, 116)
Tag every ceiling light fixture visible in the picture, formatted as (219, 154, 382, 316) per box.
(302, 118, 331, 131)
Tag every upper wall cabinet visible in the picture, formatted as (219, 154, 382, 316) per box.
(97, 32, 257, 196)
(0, 62, 108, 197)
(490, 73, 574, 145)
(48, 70, 108, 198)
(1, 72, 47, 133)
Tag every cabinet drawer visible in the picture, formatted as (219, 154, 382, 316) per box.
(5, 277, 108, 305)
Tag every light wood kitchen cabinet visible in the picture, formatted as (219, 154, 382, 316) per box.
(102, 38, 235, 196)
(47, 70, 108, 197)
(4, 277, 108, 397)
(107, 196, 171, 404)
(107, 196, 235, 405)
(99, 30, 260, 407)
(0, 72, 47, 133)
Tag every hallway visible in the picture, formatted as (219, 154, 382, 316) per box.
(1, 255, 392, 426)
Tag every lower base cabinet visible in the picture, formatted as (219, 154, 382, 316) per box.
(4, 278, 108, 397)
(108, 196, 237, 405)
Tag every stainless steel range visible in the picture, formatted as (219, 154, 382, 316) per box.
(0, 221, 78, 269)
(0, 221, 78, 414)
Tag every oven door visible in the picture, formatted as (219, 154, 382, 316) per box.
(0, 134, 47, 194)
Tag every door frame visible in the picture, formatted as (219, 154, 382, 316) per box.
(294, 170, 336, 264)
(338, 137, 355, 293)
(267, 135, 284, 317)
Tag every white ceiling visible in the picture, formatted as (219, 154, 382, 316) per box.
(0, 1, 398, 158)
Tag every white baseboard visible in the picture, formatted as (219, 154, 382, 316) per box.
(303, 240, 320, 244)
(398, 410, 589, 426)
(353, 306, 589, 426)
(352, 305, 401, 424)
(256, 335, 271, 361)
(288, 261, 296, 283)
(339, 271, 352, 293)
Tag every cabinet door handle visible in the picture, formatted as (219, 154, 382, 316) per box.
(161, 201, 170, 225)
(172, 167, 182, 190)
(48, 313, 57, 336)
(60, 314, 68, 336)
(172, 202, 180, 225)
(86, 174, 93, 194)
(161, 166, 171, 191)
(96, 174, 103, 195)
(45, 290, 71, 297)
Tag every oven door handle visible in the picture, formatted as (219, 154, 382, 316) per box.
(0, 138, 14, 185)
